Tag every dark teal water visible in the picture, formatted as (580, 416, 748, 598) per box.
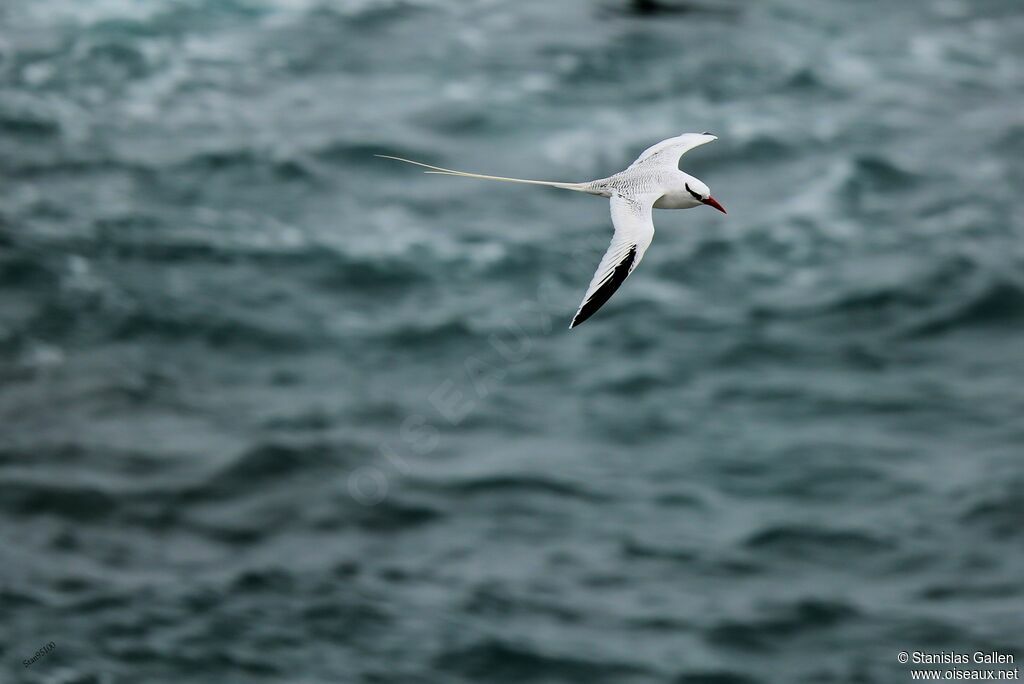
(2, 1, 1023, 682)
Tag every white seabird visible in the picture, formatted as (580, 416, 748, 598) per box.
(379, 133, 726, 329)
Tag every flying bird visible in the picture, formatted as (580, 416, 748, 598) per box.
(378, 133, 726, 329)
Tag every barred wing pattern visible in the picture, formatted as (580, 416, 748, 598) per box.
(628, 132, 717, 171)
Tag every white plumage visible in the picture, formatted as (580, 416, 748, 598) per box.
(378, 133, 726, 329)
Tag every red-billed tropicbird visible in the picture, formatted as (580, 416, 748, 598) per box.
(378, 133, 726, 329)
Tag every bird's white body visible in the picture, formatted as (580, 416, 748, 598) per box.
(574, 169, 702, 207)
(378, 133, 725, 329)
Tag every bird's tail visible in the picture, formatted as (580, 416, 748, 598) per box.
(376, 155, 591, 193)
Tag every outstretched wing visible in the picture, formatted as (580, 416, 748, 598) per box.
(570, 193, 659, 329)
(628, 132, 717, 171)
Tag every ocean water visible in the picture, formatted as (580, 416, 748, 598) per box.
(2, 0, 1023, 682)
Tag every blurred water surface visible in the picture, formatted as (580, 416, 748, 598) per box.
(1, 0, 1023, 682)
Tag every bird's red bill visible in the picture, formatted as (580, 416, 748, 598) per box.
(702, 196, 727, 214)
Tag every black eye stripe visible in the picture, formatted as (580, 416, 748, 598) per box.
(685, 183, 703, 201)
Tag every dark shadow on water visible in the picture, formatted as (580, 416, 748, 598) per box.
(605, 0, 739, 19)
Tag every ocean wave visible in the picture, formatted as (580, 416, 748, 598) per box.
(351, 500, 443, 532)
(1, 145, 314, 186)
(463, 583, 584, 623)
(767, 463, 909, 502)
(0, 113, 61, 138)
(620, 538, 698, 563)
(746, 252, 1024, 339)
(436, 474, 605, 502)
(365, 317, 480, 350)
(317, 140, 436, 168)
(434, 639, 653, 683)
(695, 134, 799, 171)
(960, 478, 1024, 540)
(107, 642, 283, 677)
(0, 154, 136, 180)
(0, 586, 44, 608)
(744, 524, 892, 557)
(0, 467, 204, 531)
(300, 594, 393, 641)
(706, 598, 858, 651)
(0, 479, 119, 520)
(845, 154, 922, 192)
(920, 581, 1022, 602)
(904, 277, 1024, 337)
(606, 1, 742, 19)
(86, 237, 434, 293)
(673, 670, 762, 684)
(312, 0, 435, 28)
(0, 251, 56, 287)
(110, 308, 314, 352)
(194, 441, 341, 491)
(175, 148, 317, 181)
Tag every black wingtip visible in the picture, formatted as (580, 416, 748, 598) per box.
(568, 246, 637, 330)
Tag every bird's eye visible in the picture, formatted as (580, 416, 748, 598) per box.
(685, 183, 703, 201)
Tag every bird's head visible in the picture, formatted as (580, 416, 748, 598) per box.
(685, 178, 726, 214)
